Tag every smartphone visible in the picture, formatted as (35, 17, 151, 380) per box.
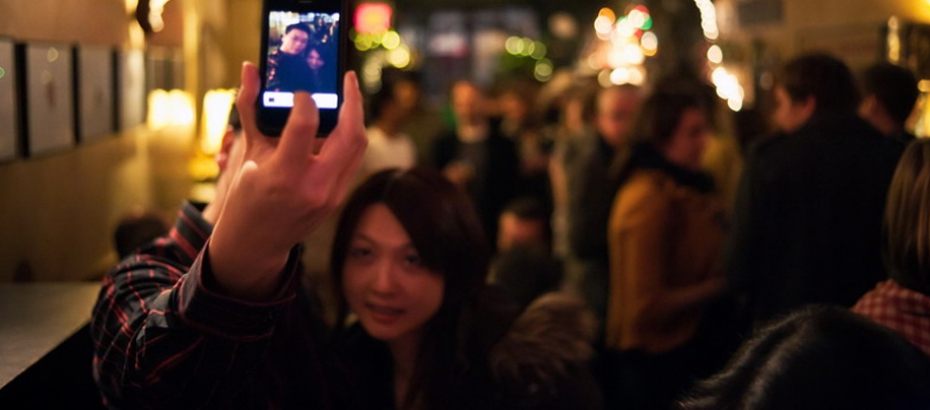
(257, 0, 348, 136)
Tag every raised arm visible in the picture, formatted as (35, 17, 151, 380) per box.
(91, 63, 366, 408)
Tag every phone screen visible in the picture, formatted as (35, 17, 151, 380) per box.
(261, 11, 341, 111)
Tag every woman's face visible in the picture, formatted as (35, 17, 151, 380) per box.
(343, 204, 445, 343)
(306, 49, 325, 70)
(661, 107, 710, 171)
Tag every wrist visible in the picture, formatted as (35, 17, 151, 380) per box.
(207, 229, 291, 301)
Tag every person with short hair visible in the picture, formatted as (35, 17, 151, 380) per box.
(563, 84, 643, 325)
(266, 23, 315, 92)
(113, 211, 168, 259)
(854, 140, 930, 356)
(727, 53, 906, 326)
(496, 197, 551, 252)
(431, 80, 519, 240)
(858, 62, 920, 143)
(359, 75, 420, 178)
(491, 198, 563, 310)
(680, 306, 930, 410)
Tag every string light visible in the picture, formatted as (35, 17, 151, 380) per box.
(707, 45, 723, 64)
(694, 0, 719, 40)
(584, 5, 657, 87)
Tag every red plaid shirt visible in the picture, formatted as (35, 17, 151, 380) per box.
(91, 202, 340, 409)
(852, 279, 930, 356)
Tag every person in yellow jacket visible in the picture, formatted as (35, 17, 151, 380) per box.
(604, 87, 726, 410)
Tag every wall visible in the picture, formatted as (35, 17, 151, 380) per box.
(720, 0, 930, 67)
(0, 0, 196, 282)
(217, 0, 263, 88)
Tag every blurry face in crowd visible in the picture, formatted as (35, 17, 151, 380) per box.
(280, 28, 309, 55)
(343, 204, 445, 343)
(597, 88, 641, 148)
(452, 82, 485, 125)
(306, 49, 324, 70)
(564, 98, 586, 135)
(661, 108, 710, 171)
(499, 92, 529, 123)
(393, 81, 420, 118)
(497, 213, 546, 252)
(773, 85, 815, 133)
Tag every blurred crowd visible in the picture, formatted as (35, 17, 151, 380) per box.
(105, 52, 930, 409)
(351, 54, 930, 408)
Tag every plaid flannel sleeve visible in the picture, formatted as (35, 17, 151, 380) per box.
(90, 203, 302, 409)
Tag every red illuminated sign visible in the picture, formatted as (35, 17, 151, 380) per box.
(354, 3, 393, 34)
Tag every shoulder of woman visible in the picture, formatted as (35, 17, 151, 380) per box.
(486, 292, 597, 392)
(613, 170, 674, 215)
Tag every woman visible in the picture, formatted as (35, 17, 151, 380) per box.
(332, 168, 601, 410)
(853, 140, 930, 356)
(603, 89, 726, 409)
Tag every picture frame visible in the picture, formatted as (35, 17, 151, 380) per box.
(117, 49, 146, 131)
(146, 47, 184, 92)
(75, 45, 115, 144)
(24, 42, 75, 157)
(0, 38, 17, 162)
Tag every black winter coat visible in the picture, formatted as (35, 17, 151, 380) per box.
(727, 113, 906, 325)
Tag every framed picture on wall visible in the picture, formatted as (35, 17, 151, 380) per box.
(117, 49, 146, 131)
(146, 47, 184, 92)
(76, 46, 114, 144)
(0, 39, 17, 161)
(25, 43, 75, 157)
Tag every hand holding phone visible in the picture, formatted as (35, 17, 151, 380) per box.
(257, 0, 348, 136)
(208, 63, 366, 301)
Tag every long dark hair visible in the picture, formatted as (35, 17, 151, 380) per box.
(680, 306, 930, 410)
(331, 167, 492, 409)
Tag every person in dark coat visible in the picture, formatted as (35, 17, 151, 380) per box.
(727, 53, 907, 326)
(858, 62, 920, 144)
(563, 85, 643, 327)
(431, 80, 519, 240)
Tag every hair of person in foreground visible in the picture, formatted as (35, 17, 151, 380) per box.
(678, 305, 930, 410)
(883, 139, 930, 295)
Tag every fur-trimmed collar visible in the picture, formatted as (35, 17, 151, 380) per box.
(488, 292, 598, 390)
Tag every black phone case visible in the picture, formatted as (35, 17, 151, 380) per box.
(256, 0, 348, 137)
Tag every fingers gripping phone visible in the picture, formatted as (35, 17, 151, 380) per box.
(258, 0, 348, 136)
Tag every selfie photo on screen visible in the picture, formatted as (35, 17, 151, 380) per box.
(263, 11, 339, 109)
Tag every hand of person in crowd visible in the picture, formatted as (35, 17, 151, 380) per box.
(209, 62, 367, 301)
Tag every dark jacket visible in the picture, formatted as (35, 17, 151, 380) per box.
(431, 129, 519, 239)
(727, 113, 906, 325)
(339, 290, 603, 410)
(266, 49, 317, 93)
(565, 133, 620, 264)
